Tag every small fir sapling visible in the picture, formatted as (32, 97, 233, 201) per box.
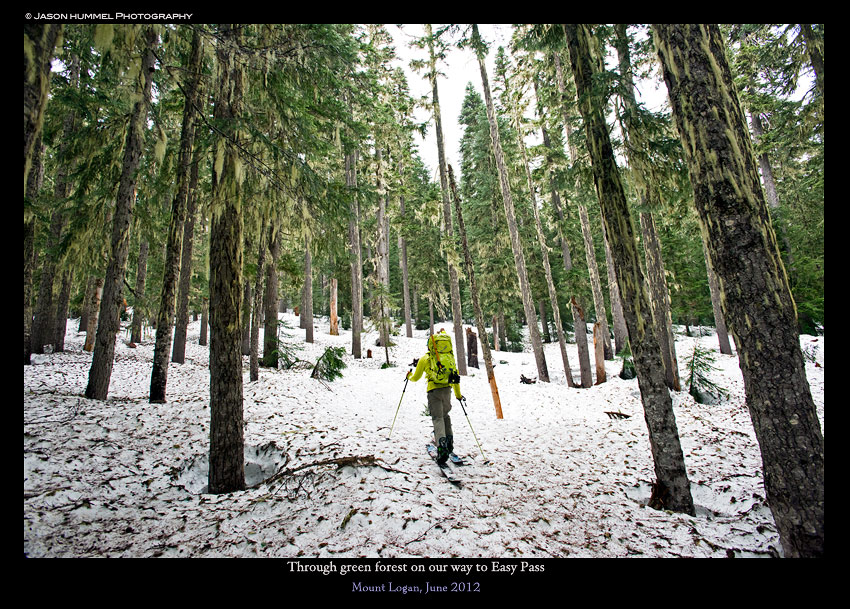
(685, 342, 729, 404)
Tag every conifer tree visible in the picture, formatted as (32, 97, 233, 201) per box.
(208, 23, 247, 494)
(150, 28, 204, 403)
(497, 45, 576, 386)
(471, 24, 549, 382)
(414, 24, 467, 373)
(653, 23, 823, 556)
(613, 24, 680, 391)
(86, 26, 157, 401)
(564, 23, 694, 515)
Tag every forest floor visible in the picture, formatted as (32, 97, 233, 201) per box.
(24, 312, 824, 560)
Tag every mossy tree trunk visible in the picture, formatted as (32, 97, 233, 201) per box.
(151, 30, 203, 401)
(262, 217, 281, 367)
(449, 165, 503, 419)
(172, 119, 204, 364)
(653, 23, 823, 556)
(208, 24, 246, 495)
(346, 150, 363, 359)
(472, 24, 549, 383)
(564, 23, 695, 515)
(613, 24, 680, 391)
(24, 23, 61, 195)
(426, 24, 467, 376)
(85, 27, 157, 401)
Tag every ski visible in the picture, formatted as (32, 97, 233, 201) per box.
(426, 444, 462, 484)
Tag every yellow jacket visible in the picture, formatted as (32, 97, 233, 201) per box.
(407, 354, 462, 398)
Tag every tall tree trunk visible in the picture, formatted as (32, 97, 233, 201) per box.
(374, 148, 390, 350)
(601, 221, 629, 355)
(32, 202, 65, 354)
(565, 23, 695, 515)
(24, 138, 44, 364)
(702, 240, 733, 354)
(554, 51, 614, 361)
(24, 23, 61, 195)
(53, 269, 73, 352)
(472, 24, 548, 382)
(250, 213, 267, 382)
(304, 235, 314, 344)
(199, 297, 208, 346)
(398, 160, 413, 338)
(346, 150, 363, 358)
(79, 275, 95, 333)
(172, 127, 203, 364)
(426, 24, 467, 376)
(151, 29, 203, 402)
(329, 277, 339, 336)
(571, 297, 593, 388)
(32, 55, 79, 355)
(208, 24, 245, 494)
(449, 165, 503, 418)
(513, 83, 575, 385)
(653, 23, 823, 555)
(241, 280, 252, 353)
(535, 78, 573, 273)
(85, 27, 156, 401)
(130, 239, 149, 344)
(262, 218, 281, 368)
(84, 278, 104, 353)
(640, 210, 681, 390)
(613, 24, 680, 390)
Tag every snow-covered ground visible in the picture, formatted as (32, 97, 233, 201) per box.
(24, 312, 824, 559)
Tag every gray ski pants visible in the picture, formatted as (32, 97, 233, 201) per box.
(427, 386, 453, 444)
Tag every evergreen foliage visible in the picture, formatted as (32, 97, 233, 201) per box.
(311, 346, 348, 381)
(684, 343, 729, 404)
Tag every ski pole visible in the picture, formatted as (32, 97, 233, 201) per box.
(388, 371, 411, 438)
(458, 396, 489, 464)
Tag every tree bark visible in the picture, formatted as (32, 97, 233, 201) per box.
(199, 297, 208, 346)
(426, 24, 467, 376)
(172, 128, 203, 364)
(53, 270, 73, 352)
(653, 23, 823, 555)
(473, 24, 548, 383)
(565, 23, 695, 515)
(702, 237, 734, 355)
(24, 138, 44, 364)
(512, 80, 575, 385)
(303, 235, 314, 344)
(346, 150, 363, 358)
(613, 24, 680, 389)
(554, 51, 613, 361)
(151, 28, 204, 401)
(640, 210, 681, 390)
(208, 24, 245, 494)
(24, 23, 61, 195)
(83, 278, 103, 353)
(130, 239, 149, 344)
(571, 297, 593, 388)
(329, 277, 339, 336)
(398, 160, 413, 338)
(86, 27, 156, 401)
(593, 321, 606, 384)
(449, 165, 503, 419)
(262, 218, 281, 367)
(250, 214, 267, 381)
(601, 220, 629, 355)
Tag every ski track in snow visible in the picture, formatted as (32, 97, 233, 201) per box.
(24, 313, 824, 558)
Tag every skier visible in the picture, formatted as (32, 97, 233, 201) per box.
(406, 329, 464, 464)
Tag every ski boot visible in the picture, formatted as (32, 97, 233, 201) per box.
(437, 436, 450, 465)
